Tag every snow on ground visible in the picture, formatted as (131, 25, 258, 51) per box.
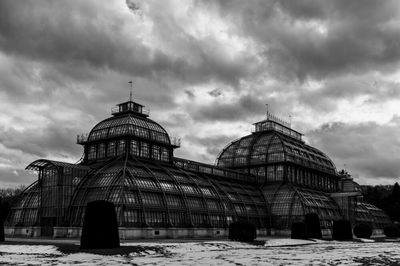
(0, 244, 61, 255)
(0, 239, 400, 265)
(264, 238, 316, 246)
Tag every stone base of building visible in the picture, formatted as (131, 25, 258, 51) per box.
(270, 229, 332, 237)
(5, 226, 385, 239)
(5, 226, 41, 238)
(269, 228, 385, 238)
(5, 226, 269, 240)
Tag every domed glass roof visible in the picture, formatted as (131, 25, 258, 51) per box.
(87, 113, 170, 144)
(217, 131, 336, 174)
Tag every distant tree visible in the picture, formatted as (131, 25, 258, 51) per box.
(362, 183, 400, 222)
(0, 185, 26, 203)
(384, 224, 400, 238)
(0, 198, 11, 242)
(392, 183, 400, 199)
(387, 183, 400, 222)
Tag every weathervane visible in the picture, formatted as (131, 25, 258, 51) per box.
(264, 104, 291, 128)
(128, 81, 133, 102)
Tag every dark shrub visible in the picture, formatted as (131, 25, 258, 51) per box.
(228, 221, 257, 242)
(305, 213, 322, 239)
(353, 223, 372, 239)
(0, 198, 10, 242)
(384, 225, 400, 238)
(291, 222, 307, 239)
(332, 220, 353, 240)
(80, 200, 120, 249)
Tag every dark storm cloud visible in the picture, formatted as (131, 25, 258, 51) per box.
(201, 0, 400, 81)
(186, 134, 238, 157)
(208, 88, 223, 97)
(297, 76, 400, 112)
(0, 122, 82, 159)
(0, 0, 152, 75)
(0, 0, 400, 187)
(307, 118, 400, 180)
(184, 90, 195, 99)
(0, 0, 255, 87)
(0, 168, 35, 187)
(191, 95, 265, 122)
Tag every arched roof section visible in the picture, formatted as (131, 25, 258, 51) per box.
(356, 202, 391, 229)
(68, 159, 269, 228)
(263, 183, 342, 229)
(26, 159, 90, 172)
(6, 181, 39, 226)
(87, 114, 170, 145)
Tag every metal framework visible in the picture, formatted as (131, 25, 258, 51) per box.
(67, 157, 268, 228)
(355, 202, 391, 229)
(6, 99, 390, 234)
(216, 126, 339, 191)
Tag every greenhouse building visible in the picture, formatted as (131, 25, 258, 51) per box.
(5, 97, 390, 239)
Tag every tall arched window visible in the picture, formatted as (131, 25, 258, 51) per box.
(130, 140, 139, 156)
(116, 140, 126, 156)
(107, 141, 116, 157)
(88, 145, 96, 160)
(140, 142, 149, 158)
(98, 143, 105, 158)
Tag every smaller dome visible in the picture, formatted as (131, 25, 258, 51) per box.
(87, 114, 170, 145)
(217, 131, 336, 174)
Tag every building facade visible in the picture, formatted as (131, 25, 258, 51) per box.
(5, 98, 390, 238)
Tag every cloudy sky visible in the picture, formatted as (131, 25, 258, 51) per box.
(1, 0, 400, 187)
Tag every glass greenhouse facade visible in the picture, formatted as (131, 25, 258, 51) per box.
(5, 100, 390, 238)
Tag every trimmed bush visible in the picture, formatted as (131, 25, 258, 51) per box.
(305, 213, 322, 239)
(0, 198, 10, 242)
(80, 200, 120, 249)
(353, 223, 372, 239)
(291, 222, 307, 239)
(332, 220, 353, 240)
(384, 225, 400, 238)
(228, 221, 257, 242)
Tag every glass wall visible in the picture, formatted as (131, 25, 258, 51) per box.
(85, 140, 171, 163)
(355, 202, 391, 229)
(88, 115, 170, 145)
(263, 184, 342, 230)
(7, 160, 90, 227)
(6, 182, 39, 226)
(68, 160, 269, 228)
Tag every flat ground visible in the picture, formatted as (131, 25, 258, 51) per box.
(1, 237, 399, 265)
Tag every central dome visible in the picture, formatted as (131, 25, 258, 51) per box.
(87, 113, 170, 145)
(78, 100, 176, 164)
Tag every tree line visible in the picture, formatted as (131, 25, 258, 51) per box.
(0, 185, 26, 203)
(362, 182, 400, 222)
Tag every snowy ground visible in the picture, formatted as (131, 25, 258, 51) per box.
(0, 238, 400, 265)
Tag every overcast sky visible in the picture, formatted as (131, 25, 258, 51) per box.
(1, 0, 400, 187)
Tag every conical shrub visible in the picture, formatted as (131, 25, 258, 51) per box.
(305, 213, 322, 239)
(80, 200, 120, 249)
(332, 220, 352, 240)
